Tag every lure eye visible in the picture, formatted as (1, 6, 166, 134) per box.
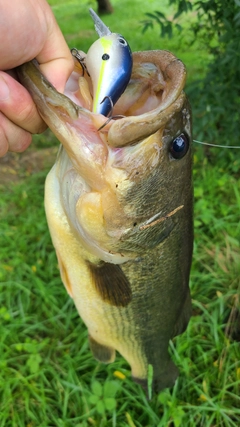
(102, 53, 110, 60)
(169, 133, 189, 159)
(117, 37, 127, 46)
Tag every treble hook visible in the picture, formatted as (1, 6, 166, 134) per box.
(71, 48, 90, 77)
(97, 96, 125, 131)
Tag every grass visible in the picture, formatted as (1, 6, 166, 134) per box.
(0, 0, 240, 425)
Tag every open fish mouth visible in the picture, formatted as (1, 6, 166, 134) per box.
(18, 50, 190, 261)
(17, 48, 193, 393)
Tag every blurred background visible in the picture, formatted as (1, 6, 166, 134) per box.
(0, 1, 239, 426)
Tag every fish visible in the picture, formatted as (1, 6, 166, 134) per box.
(17, 45, 193, 393)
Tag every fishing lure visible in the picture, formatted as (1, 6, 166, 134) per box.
(84, 8, 133, 117)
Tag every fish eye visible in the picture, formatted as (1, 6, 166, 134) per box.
(169, 133, 189, 159)
(102, 53, 110, 60)
(118, 37, 127, 46)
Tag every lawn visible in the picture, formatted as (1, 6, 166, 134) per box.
(0, 0, 239, 426)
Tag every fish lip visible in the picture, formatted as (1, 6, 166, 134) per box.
(17, 59, 114, 151)
(108, 51, 187, 147)
(109, 94, 186, 147)
(17, 59, 81, 120)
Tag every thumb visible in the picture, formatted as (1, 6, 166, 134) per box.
(36, 5, 74, 92)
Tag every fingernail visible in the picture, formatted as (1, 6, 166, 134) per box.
(0, 75, 10, 100)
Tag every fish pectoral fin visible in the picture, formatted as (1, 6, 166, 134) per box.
(89, 335, 116, 363)
(88, 261, 132, 307)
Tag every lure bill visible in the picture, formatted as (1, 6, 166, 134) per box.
(89, 8, 111, 37)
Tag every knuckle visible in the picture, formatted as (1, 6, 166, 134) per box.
(13, 132, 32, 153)
(17, 102, 47, 134)
(16, 100, 38, 124)
(0, 75, 47, 134)
(0, 111, 32, 154)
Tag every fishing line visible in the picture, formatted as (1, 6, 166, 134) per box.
(193, 140, 240, 149)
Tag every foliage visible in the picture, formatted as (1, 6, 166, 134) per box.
(1, 151, 239, 426)
(88, 380, 119, 416)
(142, 0, 240, 169)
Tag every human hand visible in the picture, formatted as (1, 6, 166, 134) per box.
(0, 0, 74, 157)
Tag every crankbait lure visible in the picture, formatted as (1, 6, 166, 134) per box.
(85, 8, 133, 117)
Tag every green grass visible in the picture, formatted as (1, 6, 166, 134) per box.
(0, 0, 240, 425)
(1, 158, 239, 426)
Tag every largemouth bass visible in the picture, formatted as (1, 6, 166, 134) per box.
(18, 48, 193, 392)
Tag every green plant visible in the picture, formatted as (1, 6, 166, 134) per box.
(142, 0, 240, 170)
(88, 380, 120, 416)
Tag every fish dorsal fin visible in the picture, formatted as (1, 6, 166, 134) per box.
(88, 261, 132, 307)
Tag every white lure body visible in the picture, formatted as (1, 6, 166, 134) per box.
(85, 9, 132, 116)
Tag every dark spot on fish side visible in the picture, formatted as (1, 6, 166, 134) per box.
(116, 184, 118, 188)
(88, 261, 132, 307)
(88, 335, 116, 363)
(102, 53, 110, 60)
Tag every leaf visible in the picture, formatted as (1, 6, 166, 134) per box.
(154, 10, 166, 19)
(26, 353, 42, 374)
(88, 395, 99, 405)
(125, 412, 137, 427)
(103, 381, 119, 398)
(96, 399, 105, 415)
(103, 397, 116, 411)
(141, 21, 153, 34)
(172, 407, 185, 427)
(173, 9, 184, 19)
(15, 343, 23, 352)
(158, 391, 170, 405)
(175, 24, 182, 33)
(145, 12, 159, 19)
(91, 381, 102, 397)
(147, 364, 153, 400)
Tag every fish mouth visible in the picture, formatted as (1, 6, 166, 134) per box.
(17, 50, 188, 189)
(65, 49, 187, 146)
(18, 49, 187, 146)
(17, 50, 190, 263)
